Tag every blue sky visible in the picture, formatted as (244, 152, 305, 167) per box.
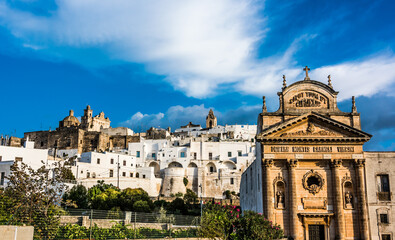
(0, 0, 395, 150)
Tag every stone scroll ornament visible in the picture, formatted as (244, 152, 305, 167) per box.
(302, 170, 325, 195)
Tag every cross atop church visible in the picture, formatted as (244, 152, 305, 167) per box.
(303, 66, 310, 80)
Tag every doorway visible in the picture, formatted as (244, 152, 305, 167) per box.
(308, 224, 325, 240)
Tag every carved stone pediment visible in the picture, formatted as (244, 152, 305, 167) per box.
(257, 112, 371, 143)
(279, 121, 341, 138)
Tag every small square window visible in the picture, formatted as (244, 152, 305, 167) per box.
(123, 160, 126, 166)
(238, 151, 242, 157)
(180, 152, 186, 158)
(143, 175, 146, 179)
(209, 152, 213, 160)
(382, 234, 391, 240)
(230, 178, 234, 185)
(109, 170, 114, 177)
(122, 172, 126, 177)
(380, 214, 389, 224)
(97, 158, 100, 164)
(136, 151, 140, 158)
(228, 152, 232, 157)
(130, 173, 133, 177)
(152, 153, 156, 158)
(110, 158, 114, 164)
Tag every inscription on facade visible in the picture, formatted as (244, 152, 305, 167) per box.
(270, 146, 354, 153)
(288, 91, 328, 108)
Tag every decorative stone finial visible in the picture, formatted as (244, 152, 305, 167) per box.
(282, 75, 287, 89)
(303, 66, 310, 80)
(352, 96, 357, 113)
(69, 110, 74, 116)
(262, 96, 267, 112)
(327, 75, 332, 88)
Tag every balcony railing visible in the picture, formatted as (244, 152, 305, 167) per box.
(378, 192, 391, 201)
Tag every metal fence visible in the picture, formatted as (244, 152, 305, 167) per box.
(55, 208, 200, 239)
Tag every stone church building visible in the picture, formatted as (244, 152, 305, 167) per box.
(24, 105, 139, 154)
(240, 67, 395, 240)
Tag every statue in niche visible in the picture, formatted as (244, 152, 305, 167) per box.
(345, 191, 353, 208)
(276, 190, 285, 209)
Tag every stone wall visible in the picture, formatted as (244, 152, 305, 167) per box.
(0, 226, 34, 240)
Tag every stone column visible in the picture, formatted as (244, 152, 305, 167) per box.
(331, 159, 345, 240)
(355, 159, 370, 240)
(263, 159, 274, 221)
(287, 159, 298, 239)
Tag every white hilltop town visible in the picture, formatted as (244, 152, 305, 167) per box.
(0, 108, 256, 201)
(1, 68, 395, 239)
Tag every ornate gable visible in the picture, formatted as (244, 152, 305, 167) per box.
(257, 112, 371, 143)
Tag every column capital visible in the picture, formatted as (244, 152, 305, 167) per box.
(354, 159, 365, 168)
(263, 159, 274, 168)
(287, 159, 298, 168)
(331, 159, 343, 168)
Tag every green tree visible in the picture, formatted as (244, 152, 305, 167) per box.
(3, 160, 69, 239)
(235, 211, 283, 240)
(223, 190, 232, 199)
(199, 202, 237, 239)
(88, 181, 119, 209)
(167, 197, 187, 214)
(63, 184, 89, 209)
(184, 189, 198, 205)
(61, 167, 76, 181)
(118, 188, 153, 212)
(183, 177, 189, 186)
(199, 202, 283, 240)
(133, 200, 151, 212)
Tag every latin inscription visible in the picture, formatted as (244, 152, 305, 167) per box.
(337, 147, 354, 152)
(288, 91, 328, 108)
(270, 146, 354, 153)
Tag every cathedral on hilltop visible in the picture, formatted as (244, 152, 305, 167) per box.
(241, 67, 395, 240)
(25, 105, 138, 154)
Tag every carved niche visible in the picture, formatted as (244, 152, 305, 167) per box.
(342, 174, 354, 209)
(302, 170, 325, 195)
(273, 175, 286, 209)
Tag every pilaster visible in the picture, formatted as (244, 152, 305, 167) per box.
(354, 159, 370, 240)
(287, 159, 298, 240)
(331, 159, 345, 240)
(263, 159, 274, 221)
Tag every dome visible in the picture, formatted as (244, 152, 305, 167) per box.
(60, 110, 80, 128)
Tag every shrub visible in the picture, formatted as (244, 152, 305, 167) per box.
(199, 202, 283, 240)
(235, 211, 283, 240)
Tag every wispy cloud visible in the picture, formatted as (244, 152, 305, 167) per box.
(1, 1, 395, 100)
(311, 54, 395, 101)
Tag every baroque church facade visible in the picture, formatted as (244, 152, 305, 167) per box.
(240, 67, 395, 240)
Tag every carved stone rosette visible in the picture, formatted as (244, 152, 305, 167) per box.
(302, 170, 325, 195)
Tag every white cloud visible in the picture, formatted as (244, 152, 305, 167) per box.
(1, 1, 395, 99)
(119, 103, 261, 131)
(311, 54, 395, 100)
